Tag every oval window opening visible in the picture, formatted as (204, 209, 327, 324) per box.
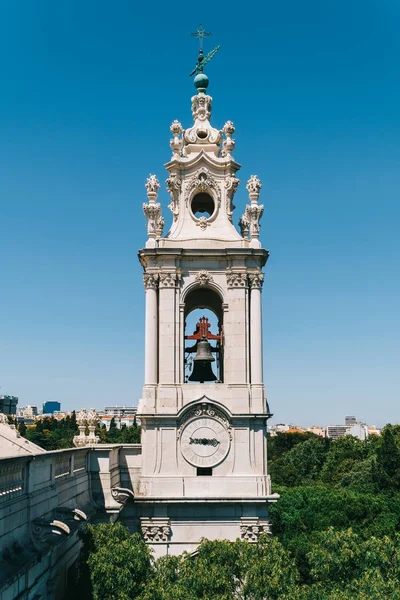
(191, 193, 215, 219)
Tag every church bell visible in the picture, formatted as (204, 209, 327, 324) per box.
(188, 337, 217, 382)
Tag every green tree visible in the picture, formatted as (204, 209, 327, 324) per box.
(271, 437, 329, 486)
(86, 523, 151, 600)
(375, 424, 400, 491)
(18, 420, 27, 436)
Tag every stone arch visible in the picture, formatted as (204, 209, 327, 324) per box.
(182, 284, 225, 383)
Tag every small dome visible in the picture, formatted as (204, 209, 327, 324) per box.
(194, 72, 209, 92)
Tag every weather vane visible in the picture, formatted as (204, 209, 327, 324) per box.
(189, 24, 220, 77)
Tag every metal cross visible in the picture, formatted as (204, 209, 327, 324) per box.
(191, 24, 212, 51)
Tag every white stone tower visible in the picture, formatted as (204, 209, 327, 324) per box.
(136, 41, 278, 555)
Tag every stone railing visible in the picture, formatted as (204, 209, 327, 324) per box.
(55, 454, 72, 479)
(0, 459, 25, 499)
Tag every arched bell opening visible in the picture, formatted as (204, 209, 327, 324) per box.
(184, 287, 224, 384)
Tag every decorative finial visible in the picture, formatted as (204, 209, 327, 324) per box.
(189, 25, 220, 93)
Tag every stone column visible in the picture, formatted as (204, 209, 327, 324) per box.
(143, 273, 159, 385)
(249, 273, 264, 384)
(158, 272, 179, 384)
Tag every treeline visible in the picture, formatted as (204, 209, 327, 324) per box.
(68, 425, 400, 600)
(16, 414, 140, 449)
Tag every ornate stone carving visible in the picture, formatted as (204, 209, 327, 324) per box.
(182, 94, 222, 147)
(240, 175, 264, 241)
(145, 174, 161, 199)
(225, 174, 240, 222)
(185, 167, 221, 207)
(73, 408, 99, 447)
(86, 408, 98, 427)
(221, 120, 235, 157)
(240, 525, 263, 542)
(177, 401, 231, 440)
(143, 272, 159, 290)
(170, 120, 183, 157)
(143, 202, 165, 238)
(195, 270, 213, 286)
(143, 175, 164, 240)
(246, 174, 262, 199)
(226, 272, 247, 288)
(248, 273, 264, 289)
(196, 216, 209, 231)
(159, 272, 180, 288)
(238, 212, 250, 238)
(166, 173, 182, 221)
(142, 525, 171, 543)
(111, 487, 135, 506)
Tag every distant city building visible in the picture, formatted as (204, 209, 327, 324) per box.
(99, 406, 140, 430)
(345, 415, 357, 426)
(326, 425, 349, 440)
(0, 395, 18, 415)
(345, 423, 369, 441)
(42, 401, 61, 415)
(22, 405, 38, 419)
(104, 405, 137, 417)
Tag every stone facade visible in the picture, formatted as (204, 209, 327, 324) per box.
(136, 74, 278, 556)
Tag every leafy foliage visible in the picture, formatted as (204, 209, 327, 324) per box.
(70, 426, 400, 599)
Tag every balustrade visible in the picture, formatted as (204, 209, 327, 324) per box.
(0, 461, 25, 499)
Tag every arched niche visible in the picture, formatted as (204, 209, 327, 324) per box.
(183, 286, 224, 384)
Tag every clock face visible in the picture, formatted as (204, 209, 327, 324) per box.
(180, 416, 230, 468)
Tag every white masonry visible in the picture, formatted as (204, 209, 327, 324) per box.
(137, 80, 278, 556)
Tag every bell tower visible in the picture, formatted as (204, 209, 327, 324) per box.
(136, 31, 278, 555)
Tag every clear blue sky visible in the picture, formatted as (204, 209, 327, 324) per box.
(1, 1, 399, 427)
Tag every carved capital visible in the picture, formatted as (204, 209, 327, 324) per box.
(248, 273, 264, 289)
(159, 272, 180, 288)
(195, 270, 214, 286)
(143, 272, 159, 290)
(226, 272, 247, 288)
